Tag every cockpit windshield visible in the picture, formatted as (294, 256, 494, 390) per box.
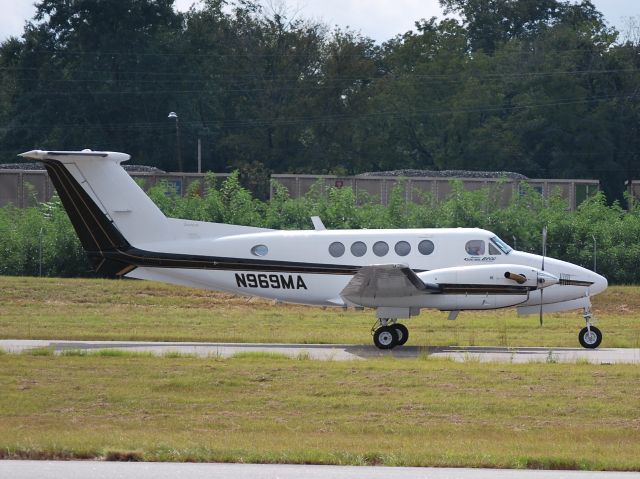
(490, 236, 512, 254)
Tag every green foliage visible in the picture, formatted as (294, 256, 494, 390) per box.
(0, 196, 90, 277)
(2, 177, 639, 283)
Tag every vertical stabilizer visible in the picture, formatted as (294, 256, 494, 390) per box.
(19, 150, 171, 248)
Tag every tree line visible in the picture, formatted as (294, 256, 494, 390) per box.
(2, 175, 640, 283)
(1, 0, 639, 202)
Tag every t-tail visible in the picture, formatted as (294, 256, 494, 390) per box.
(19, 149, 267, 277)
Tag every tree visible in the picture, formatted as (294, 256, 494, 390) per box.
(1, 0, 184, 169)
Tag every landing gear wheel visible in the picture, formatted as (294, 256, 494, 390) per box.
(373, 326, 398, 350)
(578, 326, 602, 349)
(392, 323, 409, 346)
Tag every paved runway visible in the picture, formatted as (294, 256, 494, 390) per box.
(1, 339, 639, 363)
(2, 461, 639, 479)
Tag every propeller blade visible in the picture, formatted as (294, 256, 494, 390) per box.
(540, 226, 547, 325)
(541, 226, 547, 271)
(539, 289, 544, 326)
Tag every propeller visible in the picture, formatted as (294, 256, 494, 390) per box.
(539, 226, 548, 326)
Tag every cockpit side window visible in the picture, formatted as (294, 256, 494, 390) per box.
(465, 240, 485, 256)
(489, 243, 501, 255)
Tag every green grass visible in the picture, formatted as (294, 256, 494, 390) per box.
(0, 354, 638, 470)
(231, 351, 292, 360)
(59, 349, 155, 358)
(20, 347, 53, 356)
(1, 276, 639, 347)
(1, 276, 639, 470)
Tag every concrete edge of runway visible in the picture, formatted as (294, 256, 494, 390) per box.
(1, 460, 640, 479)
(1, 339, 639, 363)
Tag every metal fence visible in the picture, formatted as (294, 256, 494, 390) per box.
(0, 169, 599, 211)
(271, 174, 600, 211)
(626, 181, 640, 207)
(0, 169, 230, 208)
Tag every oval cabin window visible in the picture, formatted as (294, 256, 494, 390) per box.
(328, 242, 345, 258)
(373, 241, 389, 257)
(418, 239, 434, 255)
(251, 244, 268, 256)
(394, 241, 411, 256)
(351, 241, 367, 257)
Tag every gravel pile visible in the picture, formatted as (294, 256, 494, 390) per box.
(357, 169, 528, 179)
(0, 163, 165, 173)
(122, 165, 166, 173)
(0, 163, 46, 170)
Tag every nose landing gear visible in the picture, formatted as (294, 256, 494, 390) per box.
(579, 307, 602, 349)
(372, 319, 409, 350)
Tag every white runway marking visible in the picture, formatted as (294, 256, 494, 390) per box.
(1, 339, 638, 363)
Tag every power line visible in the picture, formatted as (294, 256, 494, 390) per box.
(2, 66, 637, 83)
(0, 93, 632, 133)
(2, 68, 638, 97)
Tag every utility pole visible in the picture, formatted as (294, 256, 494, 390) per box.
(197, 137, 202, 173)
(168, 112, 183, 172)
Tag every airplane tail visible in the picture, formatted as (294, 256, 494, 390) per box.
(19, 150, 174, 275)
(20, 149, 272, 277)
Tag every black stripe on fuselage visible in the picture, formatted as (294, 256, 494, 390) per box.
(103, 247, 362, 275)
(37, 158, 361, 276)
(43, 159, 129, 253)
(438, 284, 535, 295)
(37, 157, 598, 289)
(42, 159, 131, 275)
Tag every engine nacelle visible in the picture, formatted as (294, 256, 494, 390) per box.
(412, 264, 557, 310)
(418, 264, 558, 293)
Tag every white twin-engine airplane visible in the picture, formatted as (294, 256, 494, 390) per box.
(20, 150, 609, 350)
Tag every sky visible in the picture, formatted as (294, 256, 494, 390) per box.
(0, 0, 638, 44)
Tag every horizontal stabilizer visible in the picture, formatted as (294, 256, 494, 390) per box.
(20, 149, 130, 163)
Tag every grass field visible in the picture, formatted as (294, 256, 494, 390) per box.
(1, 353, 639, 470)
(1, 276, 639, 347)
(1, 276, 639, 470)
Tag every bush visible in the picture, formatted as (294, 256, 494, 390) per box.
(1, 176, 636, 283)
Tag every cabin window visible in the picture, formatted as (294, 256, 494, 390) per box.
(465, 240, 485, 256)
(328, 242, 345, 258)
(394, 241, 411, 256)
(373, 241, 389, 257)
(418, 240, 434, 255)
(251, 244, 268, 257)
(351, 241, 367, 257)
(489, 243, 501, 255)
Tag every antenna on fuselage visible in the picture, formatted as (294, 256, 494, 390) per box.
(539, 226, 548, 326)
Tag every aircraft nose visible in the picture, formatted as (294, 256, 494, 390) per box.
(590, 272, 608, 295)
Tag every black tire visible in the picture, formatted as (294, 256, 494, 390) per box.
(578, 326, 602, 349)
(373, 326, 398, 350)
(392, 324, 409, 346)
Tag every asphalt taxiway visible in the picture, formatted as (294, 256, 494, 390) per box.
(2, 461, 640, 479)
(1, 339, 638, 363)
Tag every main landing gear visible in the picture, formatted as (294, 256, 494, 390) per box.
(372, 319, 409, 350)
(578, 306, 602, 349)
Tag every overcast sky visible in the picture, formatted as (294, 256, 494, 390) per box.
(0, 0, 638, 44)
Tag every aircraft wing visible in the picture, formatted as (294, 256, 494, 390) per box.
(340, 264, 440, 306)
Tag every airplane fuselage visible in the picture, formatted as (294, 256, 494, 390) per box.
(128, 227, 607, 312)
